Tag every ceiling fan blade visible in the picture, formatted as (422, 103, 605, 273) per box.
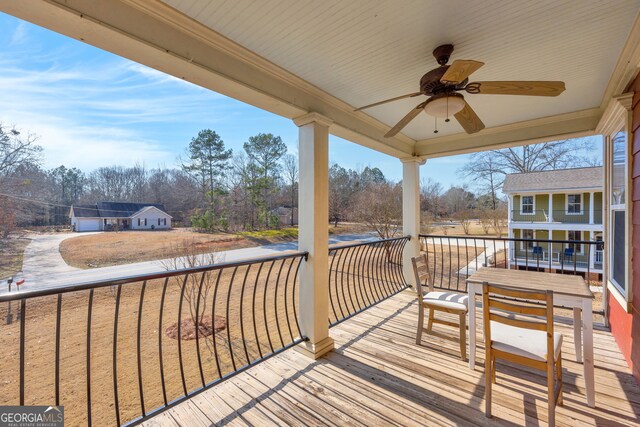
(384, 102, 427, 137)
(454, 101, 485, 134)
(354, 92, 423, 111)
(466, 81, 565, 96)
(440, 60, 484, 84)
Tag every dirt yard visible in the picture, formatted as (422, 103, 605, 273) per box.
(59, 224, 372, 269)
(0, 236, 30, 278)
(0, 244, 402, 427)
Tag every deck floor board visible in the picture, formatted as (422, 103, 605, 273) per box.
(141, 292, 640, 426)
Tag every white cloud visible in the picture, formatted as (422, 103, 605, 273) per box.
(2, 110, 176, 170)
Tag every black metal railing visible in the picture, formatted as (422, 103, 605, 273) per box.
(418, 235, 604, 294)
(328, 236, 409, 326)
(511, 209, 603, 224)
(0, 252, 307, 427)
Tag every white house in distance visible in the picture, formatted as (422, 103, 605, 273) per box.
(70, 202, 172, 232)
(503, 166, 604, 277)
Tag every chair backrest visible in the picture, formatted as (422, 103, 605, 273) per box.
(411, 254, 433, 297)
(482, 282, 554, 359)
(564, 247, 574, 258)
(532, 246, 543, 255)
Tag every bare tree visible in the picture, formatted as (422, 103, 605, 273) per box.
(354, 182, 402, 239)
(461, 138, 595, 195)
(0, 124, 42, 188)
(282, 154, 298, 226)
(420, 177, 444, 218)
(454, 210, 473, 235)
(161, 239, 224, 356)
(478, 209, 493, 235)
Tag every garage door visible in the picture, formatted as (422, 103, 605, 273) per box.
(76, 218, 100, 232)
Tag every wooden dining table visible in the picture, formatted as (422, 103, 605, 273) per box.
(466, 268, 595, 408)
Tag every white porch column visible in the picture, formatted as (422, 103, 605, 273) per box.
(507, 195, 513, 222)
(401, 157, 425, 289)
(507, 228, 514, 269)
(589, 191, 594, 225)
(293, 112, 334, 359)
(548, 193, 553, 222)
(589, 230, 596, 270)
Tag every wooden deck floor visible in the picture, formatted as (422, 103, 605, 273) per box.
(141, 291, 640, 426)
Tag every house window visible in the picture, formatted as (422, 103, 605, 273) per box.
(144, 218, 147, 226)
(158, 218, 161, 226)
(521, 196, 534, 214)
(521, 229, 535, 250)
(567, 194, 582, 214)
(163, 218, 167, 226)
(610, 129, 627, 294)
(104, 219, 107, 226)
(567, 230, 582, 254)
(137, 218, 141, 226)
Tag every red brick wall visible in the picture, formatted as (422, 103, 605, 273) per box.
(608, 74, 640, 382)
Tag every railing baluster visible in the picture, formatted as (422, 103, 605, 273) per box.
(225, 267, 239, 371)
(55, 294, 62, 407)
(292, 255, 305, 338)
(340, 248, 351, 316)
(251, 262, 265, 360)
(328, 251, 340, 323)
(177, 273, 190, 396)
(283, 256, 296, 342)
(238, 264, 253, 365)
(273, 259, 287, 348)
(262, 260, 276, 353)
(365, 241, 382, 302)
(357, 244, 374, 308)
(19, 298, 25, 406)
(344, 245, 358, 314)
(158, 277, 169, 406)
(112, 285, 122, 426)
(210, 270, 223, 379)
(354, 245, 367, 310)
(137, 281, 147, 417)
(439, 237, 445, 289)
(456, 237, 461, 291)
(86, 289, 94, 427)
(194, 272, 207, 388)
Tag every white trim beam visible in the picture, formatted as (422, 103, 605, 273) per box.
(415, 108, 600, 158)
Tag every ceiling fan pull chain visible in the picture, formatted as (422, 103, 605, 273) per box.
(434, 116, 439, 134)
(445, 96, 451, 123)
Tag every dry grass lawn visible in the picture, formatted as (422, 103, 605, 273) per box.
(59, 224, 373, 269)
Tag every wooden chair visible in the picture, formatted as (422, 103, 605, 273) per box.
(482, 282, 563, 426)
(411, 254, 468, 360)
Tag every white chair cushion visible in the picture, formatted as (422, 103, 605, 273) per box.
(490, 321, 563, 362)
(423, 291, 468, 312)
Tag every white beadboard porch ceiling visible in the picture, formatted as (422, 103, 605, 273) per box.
(163, 0, 640, 141)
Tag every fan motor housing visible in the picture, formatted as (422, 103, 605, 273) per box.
(420, 66, 468, 96)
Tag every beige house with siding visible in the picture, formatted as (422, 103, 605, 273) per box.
(503, 167, 604, 274)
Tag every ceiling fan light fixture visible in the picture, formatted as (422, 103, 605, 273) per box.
(424, 93, 465, 118)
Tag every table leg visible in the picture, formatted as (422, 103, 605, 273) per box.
(573, 307, 583, 363)
(468, 284, 476, 370)
(582, 298, 595, 407)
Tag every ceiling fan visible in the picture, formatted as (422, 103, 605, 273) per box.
(355, 44, 565, 137)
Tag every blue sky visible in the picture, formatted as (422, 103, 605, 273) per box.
(0, 12, 600, 190)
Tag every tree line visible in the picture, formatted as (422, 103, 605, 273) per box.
(0, 122, 599, 238)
